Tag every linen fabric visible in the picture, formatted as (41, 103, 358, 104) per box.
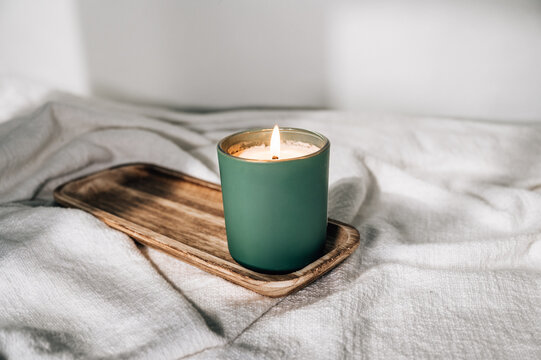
(0, 81, 540, 359)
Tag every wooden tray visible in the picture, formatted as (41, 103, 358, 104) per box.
(54, 163, 360, 297)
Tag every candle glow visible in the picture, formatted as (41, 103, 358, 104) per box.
(233, 125, 320, 160)
(270, 124, 281, 159)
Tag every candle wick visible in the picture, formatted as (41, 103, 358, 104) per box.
(272, 156, 279, 160)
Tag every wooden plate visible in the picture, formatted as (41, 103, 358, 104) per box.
(54, 163, 360, 297)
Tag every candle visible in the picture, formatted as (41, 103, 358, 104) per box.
(217, 126, 330, 273)
(234, 125, 320, 160)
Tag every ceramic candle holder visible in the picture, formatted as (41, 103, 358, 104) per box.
(217, 128, 330, 273)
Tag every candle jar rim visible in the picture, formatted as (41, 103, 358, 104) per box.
(217, 127, 330, 163)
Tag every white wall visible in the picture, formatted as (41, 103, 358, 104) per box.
(0, 0, 88, 94)
(327, 0, 541, 121)
(78, 0, 327, 109)
(1, 0, 541, 121)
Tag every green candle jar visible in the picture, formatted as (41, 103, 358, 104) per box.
(217, 127, 330, 273)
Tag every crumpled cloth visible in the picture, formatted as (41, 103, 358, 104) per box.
(0, 82, 540, 359)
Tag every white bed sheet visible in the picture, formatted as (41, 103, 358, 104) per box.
(0, 79, 540, 359)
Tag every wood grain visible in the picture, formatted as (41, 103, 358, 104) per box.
(53, 163, 360, 297)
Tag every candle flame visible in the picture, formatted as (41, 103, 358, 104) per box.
(270, 124, 280, 159)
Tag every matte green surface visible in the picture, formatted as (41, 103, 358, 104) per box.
(218, 141, 329, 273)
